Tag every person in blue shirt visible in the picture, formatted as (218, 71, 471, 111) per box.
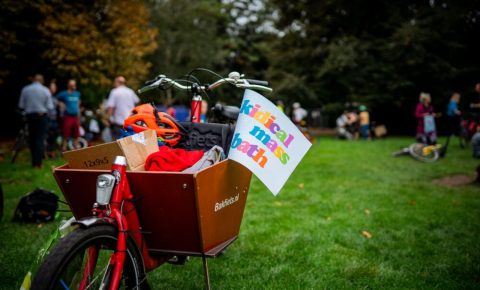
(57, 79, 81, 151)
(446, 92, 461, 138)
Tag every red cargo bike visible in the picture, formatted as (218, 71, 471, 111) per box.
(32, 70, 272, 289)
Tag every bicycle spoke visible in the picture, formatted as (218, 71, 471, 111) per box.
(84, 263, 110, 290)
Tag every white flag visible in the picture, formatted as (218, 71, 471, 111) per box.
(228, 90, 312, 195)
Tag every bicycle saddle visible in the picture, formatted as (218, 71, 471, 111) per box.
(213, 103, 240, 121)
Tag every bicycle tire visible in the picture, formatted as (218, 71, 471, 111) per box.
(392, 148, 410, 157)
(31, 225, 148, 290)
(67, 137, 88, 151)
(408, 143, 439, 162)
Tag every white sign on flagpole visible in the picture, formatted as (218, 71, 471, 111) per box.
(227, 90, 312, 195)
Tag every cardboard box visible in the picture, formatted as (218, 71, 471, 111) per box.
(63, 130, 158, 171)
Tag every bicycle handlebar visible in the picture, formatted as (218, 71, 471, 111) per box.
(245, 79, 269, 86)
(138, 72, 272, 94)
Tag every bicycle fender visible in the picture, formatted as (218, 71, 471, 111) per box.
(72, 216, 149, 278)
(73, 216, 116, 228)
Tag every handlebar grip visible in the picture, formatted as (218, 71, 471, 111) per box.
(246, 79, 269, 86)
(144, 78, 157, 86)
(138, 85, 156, 94)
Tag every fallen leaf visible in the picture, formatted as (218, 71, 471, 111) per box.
(298, 183, 304, 189)
(361, 230, 372, 239)
(37, 223, 44, 228)
(409, 200, 416, 206)
(364, 208, 370, 215)
(274, 201, 283, 207)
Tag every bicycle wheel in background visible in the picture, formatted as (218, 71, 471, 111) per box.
(408, 143, 439, 162)
(11, 128, 28, 163)
(31, 225, 148, 290)
(392, 147, 410, 157)
(66, 137, 88, 151)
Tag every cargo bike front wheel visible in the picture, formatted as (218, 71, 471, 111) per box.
(32, 225, 148, 290)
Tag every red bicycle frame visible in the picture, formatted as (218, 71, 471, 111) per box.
(190, 94, 202, 123)
(79, 158, 165, 289)
(80, 88, 207, 289)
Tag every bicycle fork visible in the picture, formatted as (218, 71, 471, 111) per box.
(80, 156, 130, 290)
(84, 156, 162, 289)
(105, 156, 131, 290)
(106, 211, 128, 290)
(79, 212, 128, 290)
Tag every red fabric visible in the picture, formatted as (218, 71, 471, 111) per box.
(145, 147, 204, 172)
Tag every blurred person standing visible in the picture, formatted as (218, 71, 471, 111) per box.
(49, 79, 57, 96)
(415, 92, 437, 145)
(470, 83, 480, 121)
(106, 76, 139, 139)
(336, 111, 354, 140)
(17, 74, 54, 168)
(358, 105, 370, 140)
(276, 100, 285, 113)
(472, 127, 480, 158)
(347, 110, 359, 140)
(57, 79, 81, 151)
(471, 83, 480, 110)
(446, 93, 462, 137)
(292, 102, 308, 124)
(45, 79, 59, 157)
(98, 99, 113, 142)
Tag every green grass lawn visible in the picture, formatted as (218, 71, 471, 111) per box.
(0, 137, 479, 289)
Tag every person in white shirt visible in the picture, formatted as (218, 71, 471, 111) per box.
(336, 111, 354, 140)
(292, 102, 308, 124)
(106, 76, 140, 139)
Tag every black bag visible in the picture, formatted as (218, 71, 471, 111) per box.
(13, 188, 59, 223)
(177, 122, 235, 154)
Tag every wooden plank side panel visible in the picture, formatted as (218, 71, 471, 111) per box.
(127, 171, 201, 254)
(194, 160, 252, 254)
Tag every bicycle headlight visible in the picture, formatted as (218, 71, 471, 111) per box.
(96, 174, 115, 205)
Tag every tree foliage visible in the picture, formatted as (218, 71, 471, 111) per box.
(267, 0, 480, 130)
(2, 0, 480, 135)
(37, 0, 157, 100)
(0, 0, 44, 85)
(146, 0, 228, 78)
